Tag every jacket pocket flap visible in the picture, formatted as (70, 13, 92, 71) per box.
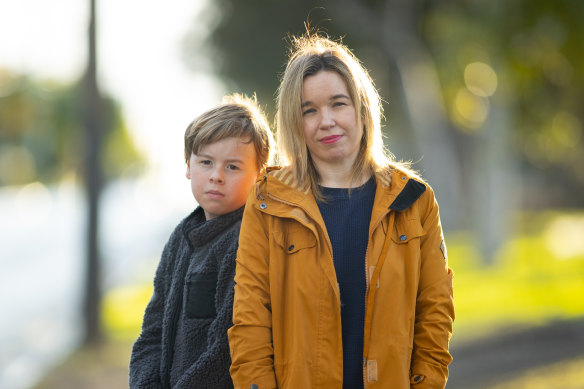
(273, 229, 316, 254)
(391, 219, 425, 244)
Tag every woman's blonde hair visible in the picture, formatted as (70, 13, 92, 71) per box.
(184, 93, 274, 171)
(276, 34, 400, 198)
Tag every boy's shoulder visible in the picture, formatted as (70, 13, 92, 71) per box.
(163, 208, 202, 247)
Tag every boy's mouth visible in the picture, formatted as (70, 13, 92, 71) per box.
(206, 190, 224, 199)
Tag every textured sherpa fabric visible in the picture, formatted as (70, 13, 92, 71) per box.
(129, 205, 243, 389)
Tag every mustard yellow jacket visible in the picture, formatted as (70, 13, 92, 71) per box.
(228, 166, 454, 389)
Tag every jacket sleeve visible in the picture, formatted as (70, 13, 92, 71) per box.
(173, 252, 237, 389)
(228, 191, 278, 389)
(129, 238, 174, 388)
(410, 186, 455, 389)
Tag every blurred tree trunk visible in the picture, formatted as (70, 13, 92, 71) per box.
(331, 0, 462, 230)
(472, 103, 515, 263)
(82, 0, 103, 345)
(331, 0, 515, 261)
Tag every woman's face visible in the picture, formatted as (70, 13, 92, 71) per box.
(301, 70, 362, 171)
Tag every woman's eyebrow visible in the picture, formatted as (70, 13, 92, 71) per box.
(331, 93, 350, 100)
(301, 94, 350, 108)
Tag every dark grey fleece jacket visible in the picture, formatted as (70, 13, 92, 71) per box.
(129, 206, 243, 389)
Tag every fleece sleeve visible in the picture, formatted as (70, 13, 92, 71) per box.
(129, 240, 173, 388)
(228, 191, 278, 389)
(410, 186, 455, 389)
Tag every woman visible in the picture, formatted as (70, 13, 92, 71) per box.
(228, 34, 454, 389)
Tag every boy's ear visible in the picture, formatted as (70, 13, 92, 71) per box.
(186, 163, 191, 179)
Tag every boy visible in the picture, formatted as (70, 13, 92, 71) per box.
(129, 94, 273, 388)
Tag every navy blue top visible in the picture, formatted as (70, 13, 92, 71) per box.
(317, 177, 376, 389)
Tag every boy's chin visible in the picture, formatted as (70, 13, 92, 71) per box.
(201, 203, 243, 220)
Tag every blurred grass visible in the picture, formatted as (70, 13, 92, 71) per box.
(102, 283, 154, 341)
(449, 211, 584, 342)
(101, 211, 584, 344)
(34, 210, 584, 388)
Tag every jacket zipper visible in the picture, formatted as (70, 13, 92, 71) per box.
(363, 208, 392, 388)
(363, 238, 370, 389)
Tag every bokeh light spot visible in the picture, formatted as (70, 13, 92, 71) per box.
(545, 215, 584, 259)
(551, 111, 581, 148)
(453, 87, 490, 132)
(464, 61, 498, 97)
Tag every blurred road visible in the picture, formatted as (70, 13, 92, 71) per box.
(0, 178, 192, 389)
(448, 318, 584, 388)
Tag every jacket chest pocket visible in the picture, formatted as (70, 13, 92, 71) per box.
(184, 272, 218, 319)
(390, 218, 425, 246)
(273, 227, 316, 256)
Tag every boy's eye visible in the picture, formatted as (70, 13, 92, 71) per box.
(226, 164, 240, 171)
(199, 160, 212, 166)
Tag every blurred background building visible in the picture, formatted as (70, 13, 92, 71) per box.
(1, 0, 583, 388)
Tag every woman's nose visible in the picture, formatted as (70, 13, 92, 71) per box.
(319, 109, 336, 129)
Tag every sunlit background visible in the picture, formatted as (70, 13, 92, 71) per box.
(1, 1, 583, 388)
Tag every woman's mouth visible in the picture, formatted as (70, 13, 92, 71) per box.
(320, 135, 343, 144)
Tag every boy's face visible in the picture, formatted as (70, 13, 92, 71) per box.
(187, 136, 259, 220)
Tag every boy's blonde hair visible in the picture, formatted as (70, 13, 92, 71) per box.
(184, 94, 274, 171)
(277, 34, 409, 198)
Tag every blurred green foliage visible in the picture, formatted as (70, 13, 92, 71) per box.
(0, 69, 143, 186)
(187, 0, 584, 209)
(422, 0, 584, 204)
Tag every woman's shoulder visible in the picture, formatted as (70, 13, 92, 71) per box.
(375, 164, 440, 212)
(376, 163, 427, 188)
(264, 165, 300, 186)
(257, 165, 310, 196)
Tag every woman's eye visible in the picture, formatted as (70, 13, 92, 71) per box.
(302, 108, 316, 116)
(227, 164, 240, 171)
(333, 101, 347, 107)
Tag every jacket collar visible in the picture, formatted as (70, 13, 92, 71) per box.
(182, 205, 244, 248)
(260, 165, 426, 213)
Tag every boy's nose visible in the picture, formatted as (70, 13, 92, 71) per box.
(209, 169, 224, 183)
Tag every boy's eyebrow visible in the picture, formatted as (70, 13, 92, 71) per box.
(301, 94, 351, 108)
(196, 152, 244, 163)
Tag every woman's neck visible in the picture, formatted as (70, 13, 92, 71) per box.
(314, 159, 371, 188)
